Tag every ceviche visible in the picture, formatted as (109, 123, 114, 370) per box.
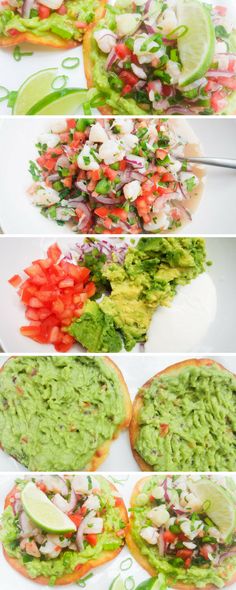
(84, 0, 236, 115)
(28, 118, 202, 234)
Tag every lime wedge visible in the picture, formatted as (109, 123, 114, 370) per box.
(136, 574, 167, 590)
(109, 575, 125, 590)
(177, 0, 215, 87)
(27, 88, 90, 115)
(191, 479, 236, 540)
(13, 68, 57, 115)
(21, 482, 76, 534)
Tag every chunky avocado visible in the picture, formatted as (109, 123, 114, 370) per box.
(135, 364, 236, 471)
(0, 356, 126, 470)
(68, 300, 123, 352)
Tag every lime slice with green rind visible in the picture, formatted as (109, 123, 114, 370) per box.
(21, 482, 76, 534)
(26, 88, 93, 115)
(191, 479, 236, 541)
(135, 574, 167, 590)
(13, 68, 58, 115)
(109, 575, 125, 590)
(177, 0, 215, 87)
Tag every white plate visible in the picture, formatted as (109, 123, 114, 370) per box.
(0, 117, 236, 234)
(0, 353, 236, 472)
(0, 236, 235, 353)
(0, 0, 235, 115)
(0, 471, 236, 590)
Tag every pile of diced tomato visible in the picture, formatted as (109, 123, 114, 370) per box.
(8, 243, 95, 352)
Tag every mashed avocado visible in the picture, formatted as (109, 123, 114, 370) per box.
(0, 356, 126, 470)
(69, 238, 207, 352)
(135, 364, 236, 471)
(0, 0, 98, 41)
(0, 477, 124, 583)
(131, 476, 236, 589)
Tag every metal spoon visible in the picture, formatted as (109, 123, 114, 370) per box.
(176, 155, 236, 169)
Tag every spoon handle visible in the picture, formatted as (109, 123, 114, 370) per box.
(177, 155, 236, 169)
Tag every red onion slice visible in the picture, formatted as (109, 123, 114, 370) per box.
(56, 155, 70, 170)
(163, 478, 171, 503)
(166, 106, 195, 114)
(21, 0, 34, 18)
(158, 530, 165, 557)
(76, 511, 96, 551)
(75, 203, 92, 231)
(93, 195, 122, 204)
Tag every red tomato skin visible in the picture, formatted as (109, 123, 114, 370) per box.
(8, 274, 22, 288)
(86, 534, 98, 546)
(38, 5, 51, 18)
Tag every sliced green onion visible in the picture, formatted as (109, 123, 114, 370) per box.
(76, 573, 94, 587)
(61, 57, 80, 69)
(166, 25, 188, 40)
(90, 92, 106, 107)
(13, 45, 33, 61)
(0, 86, 9, 103)
(120, 558, 133, 571)
(125, 576, 135, 590)
(51, 75, 68, 90)
(83, 101, 92, 115)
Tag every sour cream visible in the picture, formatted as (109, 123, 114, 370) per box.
(145, 273, 217, 352)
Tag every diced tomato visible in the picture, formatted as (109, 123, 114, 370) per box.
(109, 207, 128, 221)
(75, 21, 87, 28)
(121, 84, 132, 96)
(162, 85, 172, 97)
(215, 77, 236, 90)
(115, 43, 132, 59)
(66, 119, 76, 129)
(176, 549, 193, 559)
(156, 149, 168, 160)
(68, 512, 83, 527)
(163, 530, 178, 544)
(103, 166, 117, 181)
(160, 423, 169, 437)
(161, 172, 175, 183)
(210, 90, 228, 113)
(90, 169, 101, 182)
(8, 28, 19, 36)
(116, 529, 125, 537)
(10, 242, 95, 351)
(84, 282, 96, 298)
(38, 4, 51, 18)
(57, 4, 67, 14)
(215, 5, 227, 16)
(94, 207, 109, 219)
(115, 497, 123, 507)
(8, 274, 22, 288)
(120, 70, 139, 87)
(36, 482, 47, 492)
(199, 544, 215, 561)
(119, 160, 127, 171)
(86, 534, 98, 546)
(63, 177, 72, 189)
(184, 557, 192, 569)
(47, 243, 62, 263)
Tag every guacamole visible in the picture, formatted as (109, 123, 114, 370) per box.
(0, 356, 126, 470)
(0, 475, 125, 584)
(130, 475, 236, 588)
(69, 238, 207, 352)
(134, 364, 236, 471)
(0, 0, 98, 42)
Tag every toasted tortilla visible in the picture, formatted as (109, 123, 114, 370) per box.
(0, 356, 132, 471)
(126, 475, 236, 590)
(130, 358, 236, 472)
(0, 0, 107, 48)
(3, 478, 128, 585)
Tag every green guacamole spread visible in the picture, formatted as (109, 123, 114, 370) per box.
(69, 238, 207, 352)
(0, 0, 98, 42)
(135, 364, 236, 471)
(131, 476, 236, 588)
(0, 477, 124, 584)
(0, 356, 126, 470)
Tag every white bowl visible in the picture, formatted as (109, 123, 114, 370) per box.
(0, 236, 235, 352)
(0, 117, 236, 234)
